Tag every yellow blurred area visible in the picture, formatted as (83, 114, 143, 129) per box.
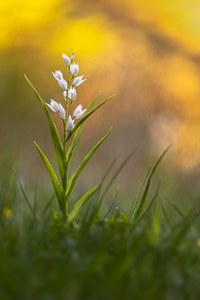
(1, 0, 200, 176)
(49, 16, 118, 59)
(0, 0, 62, 48)
(3, 208, 12, 219)
(130, 0, 200, 53)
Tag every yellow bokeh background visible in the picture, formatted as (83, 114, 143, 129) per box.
(1, 0, 200, 189)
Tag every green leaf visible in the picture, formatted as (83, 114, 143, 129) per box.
(34, 142, 62, 207)
(67, 94, 115, 140)
(24, 75, 65, 182)
(52, 208, 61, 221)
(87, 93, 101, 112)
(68, 185, 99, 222)
(65, 128, 112, 207)
(66, 127, 82, 166)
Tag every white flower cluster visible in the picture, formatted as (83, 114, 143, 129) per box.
(46, 53, 87, 132)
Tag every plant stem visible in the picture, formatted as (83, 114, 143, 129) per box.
(61, 101, 69, 216)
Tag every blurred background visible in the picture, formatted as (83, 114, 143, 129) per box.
(1, 0, 200, 207)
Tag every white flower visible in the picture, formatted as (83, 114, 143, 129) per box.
(47, 100, 66, 120)
(62, 53, 71, 66)
(58, 103, 66, 120)
(73, 104, 87, 120)
(46, 99, 60, 112)
(72, 75, 86, 87)
(70, 63, 79, 76)
(67, 115, 74, 131)
(52, 70, 63, 81)
(58, 78, 68, 90)
(68, 87, 77, 101)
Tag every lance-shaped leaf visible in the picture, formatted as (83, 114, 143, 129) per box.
(25, 75, 65, 182)
(34, 142, 62, 208)
(65, 128, 112, 207)
(68, 185, 99, 222)
(66, 94, 115, 141)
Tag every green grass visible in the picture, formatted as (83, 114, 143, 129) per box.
(0, 161, 200, 300)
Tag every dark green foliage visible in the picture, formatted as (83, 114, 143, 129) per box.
(0, 211, 200, 300)
(0, 163, 200, 300)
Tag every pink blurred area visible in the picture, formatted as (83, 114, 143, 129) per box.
(1, 0, 200, 196)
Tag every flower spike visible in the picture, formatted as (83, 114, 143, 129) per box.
(27, 51, 113, 220)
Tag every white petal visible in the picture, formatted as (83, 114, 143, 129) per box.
(68, 87, 77, 101)
(75, 109, 86, 119)
(73, 105, 86, 119)
(72, 76, 86, 87)
(73, 104, 82, 116)
(52, 70, 63, 81)
(46, 99, 59, 112)
(58, 79, 68, 90)
(62, 54, 71, 66)
(67, 115, 74, 131)
(70, 63, 79, 76)
(58, 103, 66, 120)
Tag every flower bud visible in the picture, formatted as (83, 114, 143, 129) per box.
(67, 115, 75, 132)
(62, 54, 71, 66)
(58, 78, 68, 90)
(58, 103, 66, 120)
(71, 53, 75, 60)
(70, 63, 79, 76)
(68, 87, 77, 101)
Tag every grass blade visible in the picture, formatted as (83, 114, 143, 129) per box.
(99, 150, 135, 203)
(134, 146, 171, 221)
(17, 174, 36, 217)
(129, 168, 151, 217)
(103, 185, 119, 220)
(171, 202, 185, 218)
(159, 200, 173, 229)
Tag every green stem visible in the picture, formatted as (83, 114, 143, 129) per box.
(62, 103, 69, 214)
(61, 66, 73, 216)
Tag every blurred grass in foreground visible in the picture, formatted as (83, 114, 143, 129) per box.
(0, 156, 200, 300)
